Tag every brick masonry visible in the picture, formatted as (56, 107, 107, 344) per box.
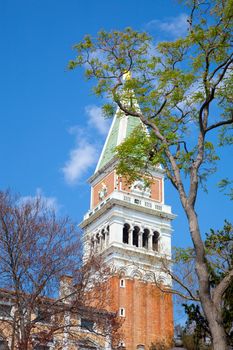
(107, 276, 174, 349)
(92, 173, 163, 209)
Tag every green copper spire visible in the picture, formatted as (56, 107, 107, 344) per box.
(95, 108, 142, 172)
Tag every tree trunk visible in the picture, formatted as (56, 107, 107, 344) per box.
(209, 316, 229, 350)
(18, 340, 29, 350)
(184, 204, 228, 350)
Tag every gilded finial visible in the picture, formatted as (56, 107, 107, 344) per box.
(123, 70, 132, 81)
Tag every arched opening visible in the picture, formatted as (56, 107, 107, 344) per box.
(118, 341, 126, 350)
(152, 231, 160, 251)
(122, 223, 130, 244)
(137, 345, 145, 350)
(101, 228, 105, 245)
(91, 238, 95, 251)
(142, 229, 149, 249)
(133, 226, 140, 247)
(106, 225, 110, 246)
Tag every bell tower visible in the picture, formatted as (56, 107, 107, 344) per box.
(80, 92, 175, 349)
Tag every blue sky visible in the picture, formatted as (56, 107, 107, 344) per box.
(0, 0, 232, 284)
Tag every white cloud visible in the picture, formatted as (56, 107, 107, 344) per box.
(62, 104, 111, 185)
(62, 139, 98, 185)
(86, 105, 110, 136)
(20, 188, 59, 212)
(146, 13, 189, 38)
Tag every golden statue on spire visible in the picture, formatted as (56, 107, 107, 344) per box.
(123, 70, 132, 81)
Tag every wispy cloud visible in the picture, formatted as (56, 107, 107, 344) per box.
(62, 138, 98, 185)
(86, 105, 110, 136)
(145, 13, 189, 38)
(62, 105, 110, 185)
(20, 188, 59, 212)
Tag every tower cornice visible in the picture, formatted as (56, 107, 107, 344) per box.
(80, 196, 176, 230)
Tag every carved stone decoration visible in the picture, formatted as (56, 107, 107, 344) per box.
(131, 179, 151, 197)
(131, 269, 143, 279)
(98, 182, 108, 200)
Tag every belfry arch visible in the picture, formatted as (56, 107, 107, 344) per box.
(132, 226, 140, 247)
(123, 223, 130, 244)
(152, 231, 160, 251)
(142, 228, 149, 249)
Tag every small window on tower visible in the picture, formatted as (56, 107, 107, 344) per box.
(119, 308, 125, 317)
(137, 345, 145, 350)
(118, 341, 125, 349)
(120, 279, 125, 288)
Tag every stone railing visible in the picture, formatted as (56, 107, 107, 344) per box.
(83, 191, 172, 220)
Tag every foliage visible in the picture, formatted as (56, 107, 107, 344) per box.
(218, 178, 233, 200)
(182, 333, 211, 350)
(183, 304, 211, 349)
(69, 1, 233, 190)
(180, 221, 233, 346)
(205, 220, 233, 279)
(149, 340, 171, 350)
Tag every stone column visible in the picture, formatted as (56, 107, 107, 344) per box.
(138, 230, 143, 248)
(129, 227, 133, 245)
(101, 228, 107, 250)
(93, 236, 98, 252)
(148, 231, 153, 251)
(99, 231, 103, 251)
(106, 227, 110, 247)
